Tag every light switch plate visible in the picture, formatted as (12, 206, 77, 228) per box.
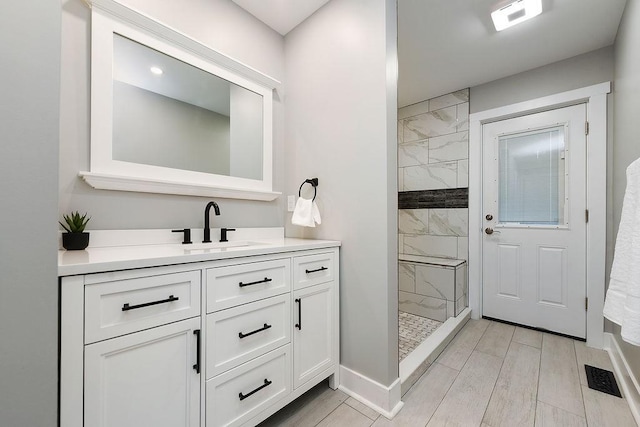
(287, 195, 296, 212)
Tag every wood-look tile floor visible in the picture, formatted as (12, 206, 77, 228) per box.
(259, 319, 637, 427)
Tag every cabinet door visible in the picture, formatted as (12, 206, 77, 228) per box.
(293, 282, 334, 388)
(84, 317, 201, 427)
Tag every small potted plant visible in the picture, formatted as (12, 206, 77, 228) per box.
(59, 211, 91, 250)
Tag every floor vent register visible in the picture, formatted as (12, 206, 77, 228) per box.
(584, 365, 622, 398)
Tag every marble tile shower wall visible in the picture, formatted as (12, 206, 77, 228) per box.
(398, 89, 469, 261)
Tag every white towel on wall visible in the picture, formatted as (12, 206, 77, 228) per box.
(291, 197, 321, 227)
(604, 157, 640, 346)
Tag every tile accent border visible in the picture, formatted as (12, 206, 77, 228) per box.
(399, 188, 468, 209)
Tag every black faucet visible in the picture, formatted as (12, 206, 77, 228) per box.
(203, 201, 220, 243)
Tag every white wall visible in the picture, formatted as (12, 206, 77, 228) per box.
(60, 0, 286, 230)
(284, 0, 399, 386)
(612, 0, 640, 382)
(0, 1, 60, 425)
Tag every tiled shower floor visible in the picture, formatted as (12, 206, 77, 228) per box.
(399, 311, 443, 361)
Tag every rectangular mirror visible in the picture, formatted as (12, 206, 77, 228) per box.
(81, 0, 280, 201)
(112, 34, 263, 180)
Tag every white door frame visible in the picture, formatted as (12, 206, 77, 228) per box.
(469, 82, 610, 348)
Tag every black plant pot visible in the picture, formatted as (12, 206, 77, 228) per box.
(62, 232, 90, 250)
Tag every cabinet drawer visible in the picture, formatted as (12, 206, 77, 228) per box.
(85, 270, 200, 344)
(206, 295, 290, 378)
(206, 259, 290, 312)
(293, 252, 334, 289)
(206, 345, 291, 427)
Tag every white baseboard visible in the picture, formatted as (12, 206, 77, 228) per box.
(603, 333, 640, 425)
(338, 365, 404, 419)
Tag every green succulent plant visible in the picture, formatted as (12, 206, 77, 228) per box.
(59, 211, 91, 233)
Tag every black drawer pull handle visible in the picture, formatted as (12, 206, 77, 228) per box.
(239, 323, 272, 339)
(122, 295, 179, 311)
(193, 329, 201, 374)
(239, 379, 272, 401)
(305, 266, 328, 274)
(295, 298, 302, 330)
(239, 277, 272, 288)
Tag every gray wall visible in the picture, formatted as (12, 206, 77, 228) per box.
(612, 0, 640, 382)
(470, 46, 614, 114)
(284, 0, 399, 386)
(60, 0, 286, 230)
(0, 1, 61, 425)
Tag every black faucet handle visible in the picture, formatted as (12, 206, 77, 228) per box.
(220, 228, 236, 242)
(172, 229, 192, 244)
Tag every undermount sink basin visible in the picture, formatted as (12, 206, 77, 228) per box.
(181, 241, 264, 251)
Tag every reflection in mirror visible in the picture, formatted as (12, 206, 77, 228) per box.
(112, 34, 264, 180)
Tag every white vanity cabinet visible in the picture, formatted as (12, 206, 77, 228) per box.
(60, 265, 203, 427)
(84, 317, 201, 427)
(204, 249, 339, 427)
(293, 282, 334, 389)
(292, 252, 336, 389)
(60, 244, 340, 427)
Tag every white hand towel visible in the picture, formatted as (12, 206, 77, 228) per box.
(312, 201, 321, 225)
(604, 157, 640, 346)
(291, 197, 321, 227)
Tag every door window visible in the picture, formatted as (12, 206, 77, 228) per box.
(498, 125, 567, 225)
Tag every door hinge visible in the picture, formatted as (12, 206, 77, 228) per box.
(585, 121, 590, 135)
(585, 209, 589, 223)
(585, 297, 589, 311)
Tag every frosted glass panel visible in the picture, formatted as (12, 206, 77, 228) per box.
(498, 126, 566, 225)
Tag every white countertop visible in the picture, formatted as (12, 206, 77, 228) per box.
(58, 235, 340, 276)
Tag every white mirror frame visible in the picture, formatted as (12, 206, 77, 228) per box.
(80, 0, 281, 201)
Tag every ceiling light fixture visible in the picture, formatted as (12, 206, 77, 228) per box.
(491, 0, 542, 32)
(150, 66, 163, 75)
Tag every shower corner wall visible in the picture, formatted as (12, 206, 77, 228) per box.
(397, 88, 470, 364)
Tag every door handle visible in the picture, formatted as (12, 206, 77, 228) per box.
(121, 295, 179, 311)
(238, 323, 272, 339)
(305, 266, 328, 274)
(295, 298, 302, 330)
(238, 277, 272, 287)
(485, 227, 501, 235)
(238, 379, 272, 401)
(193, 329, 201, 374)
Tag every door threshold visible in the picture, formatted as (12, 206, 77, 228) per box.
(481, 316, 586, 342)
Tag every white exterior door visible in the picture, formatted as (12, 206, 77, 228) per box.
(482, 104, 587, 338)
